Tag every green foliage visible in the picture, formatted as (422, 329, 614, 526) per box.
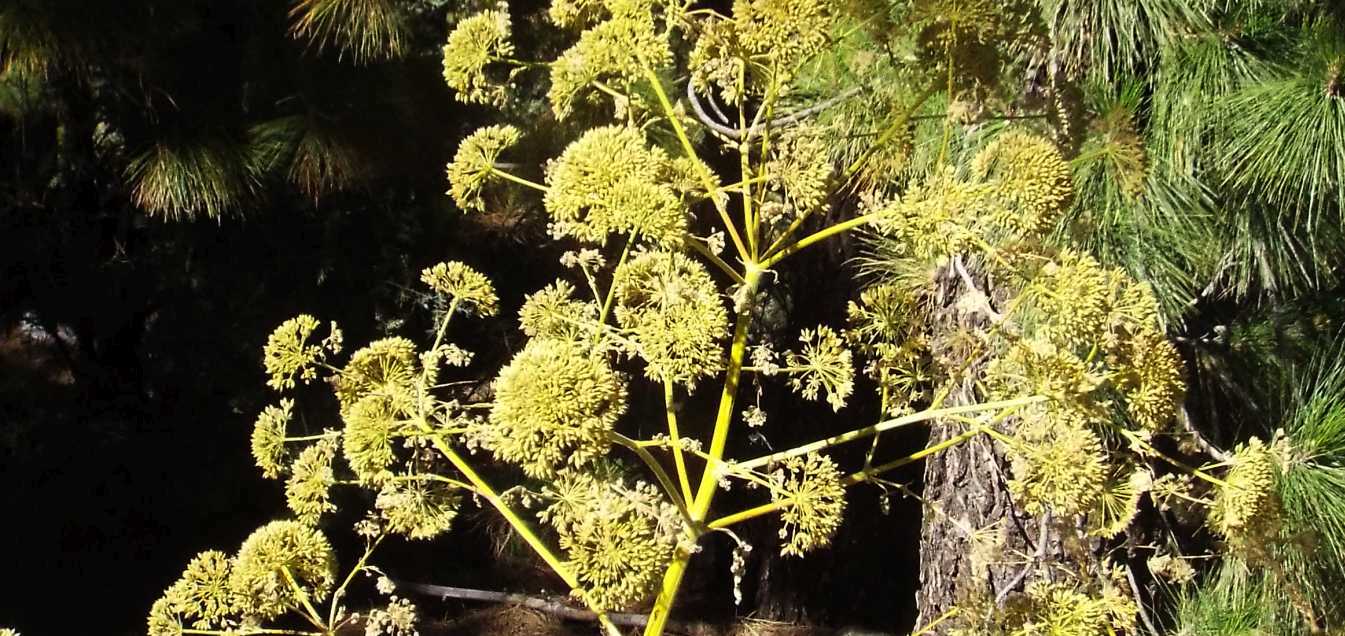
(1037, 0, 1211, 81)
(1215, 31, 1345, 222)
(248, 116, 371, 202)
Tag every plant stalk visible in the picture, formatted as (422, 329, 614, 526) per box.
(642, 267, 762, 635)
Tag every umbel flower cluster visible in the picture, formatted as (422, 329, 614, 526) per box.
(148, 521, 338, 634)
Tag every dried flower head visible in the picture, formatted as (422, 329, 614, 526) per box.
(734, 0, 833, 67)
(548, 0, 606, 28)
(988, 338, 1104, 403)
(1013, 580, 1137, 635)
(786, 326, 856, 411)
(846, 283, 924, 348)
(1146, 552, 1196, 585)
(442, 5, 515, 107)
(1009, 413, 1108, 516)
(766, 127, 833, 212)
(1030, 251, 1111, 348)
(487, 338, 627, 477)
(285, 438, 338, 525)
(543, 470, 679, 611)
(544, 126, 685, 245)
(772, 454, 847, 557)
(147, 596, 184, 636)
(1090, 469, 1149, 538)
(376, 478, 460, 540)
(447, 125, 521, 212)
(613, 250, 728, 386)
(872, 172, 993, 260)
(909, 0, 1000, 53)
(229, 521, 337, 619)
(421, 261, 499, 316)
(1113, 326, 1184, 431)
(689, 18, 746, 104)
(263, 315, 340, 391)
(1210, 437, 1280, 544)
(252, 399, 293, 480)
(364, 596, 419, 636)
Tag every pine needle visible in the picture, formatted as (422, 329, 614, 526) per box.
(127, 135, 260, 221)
(288, 0, 410, 64)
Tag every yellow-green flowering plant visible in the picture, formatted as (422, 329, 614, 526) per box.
(151, 2, 1310, 634)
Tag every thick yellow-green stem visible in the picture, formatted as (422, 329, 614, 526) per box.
(733, 395, 1047, 472)
(706, 426, 990, 530)
(280, 565, 326, 631)
(664, 379, 695, 504)
(405, 303, 622, 634)
(643, 267, 762, 635)
(417, 427, 621, 635)
(761, 210, 887, 268)
(609, 431, 690, 517)
(490, 167, 549, 193)
(182, 629, 316, 636)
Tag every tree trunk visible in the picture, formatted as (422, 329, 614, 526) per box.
(915, 415, 1033, 627)
(914, 266, 1036, 628)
